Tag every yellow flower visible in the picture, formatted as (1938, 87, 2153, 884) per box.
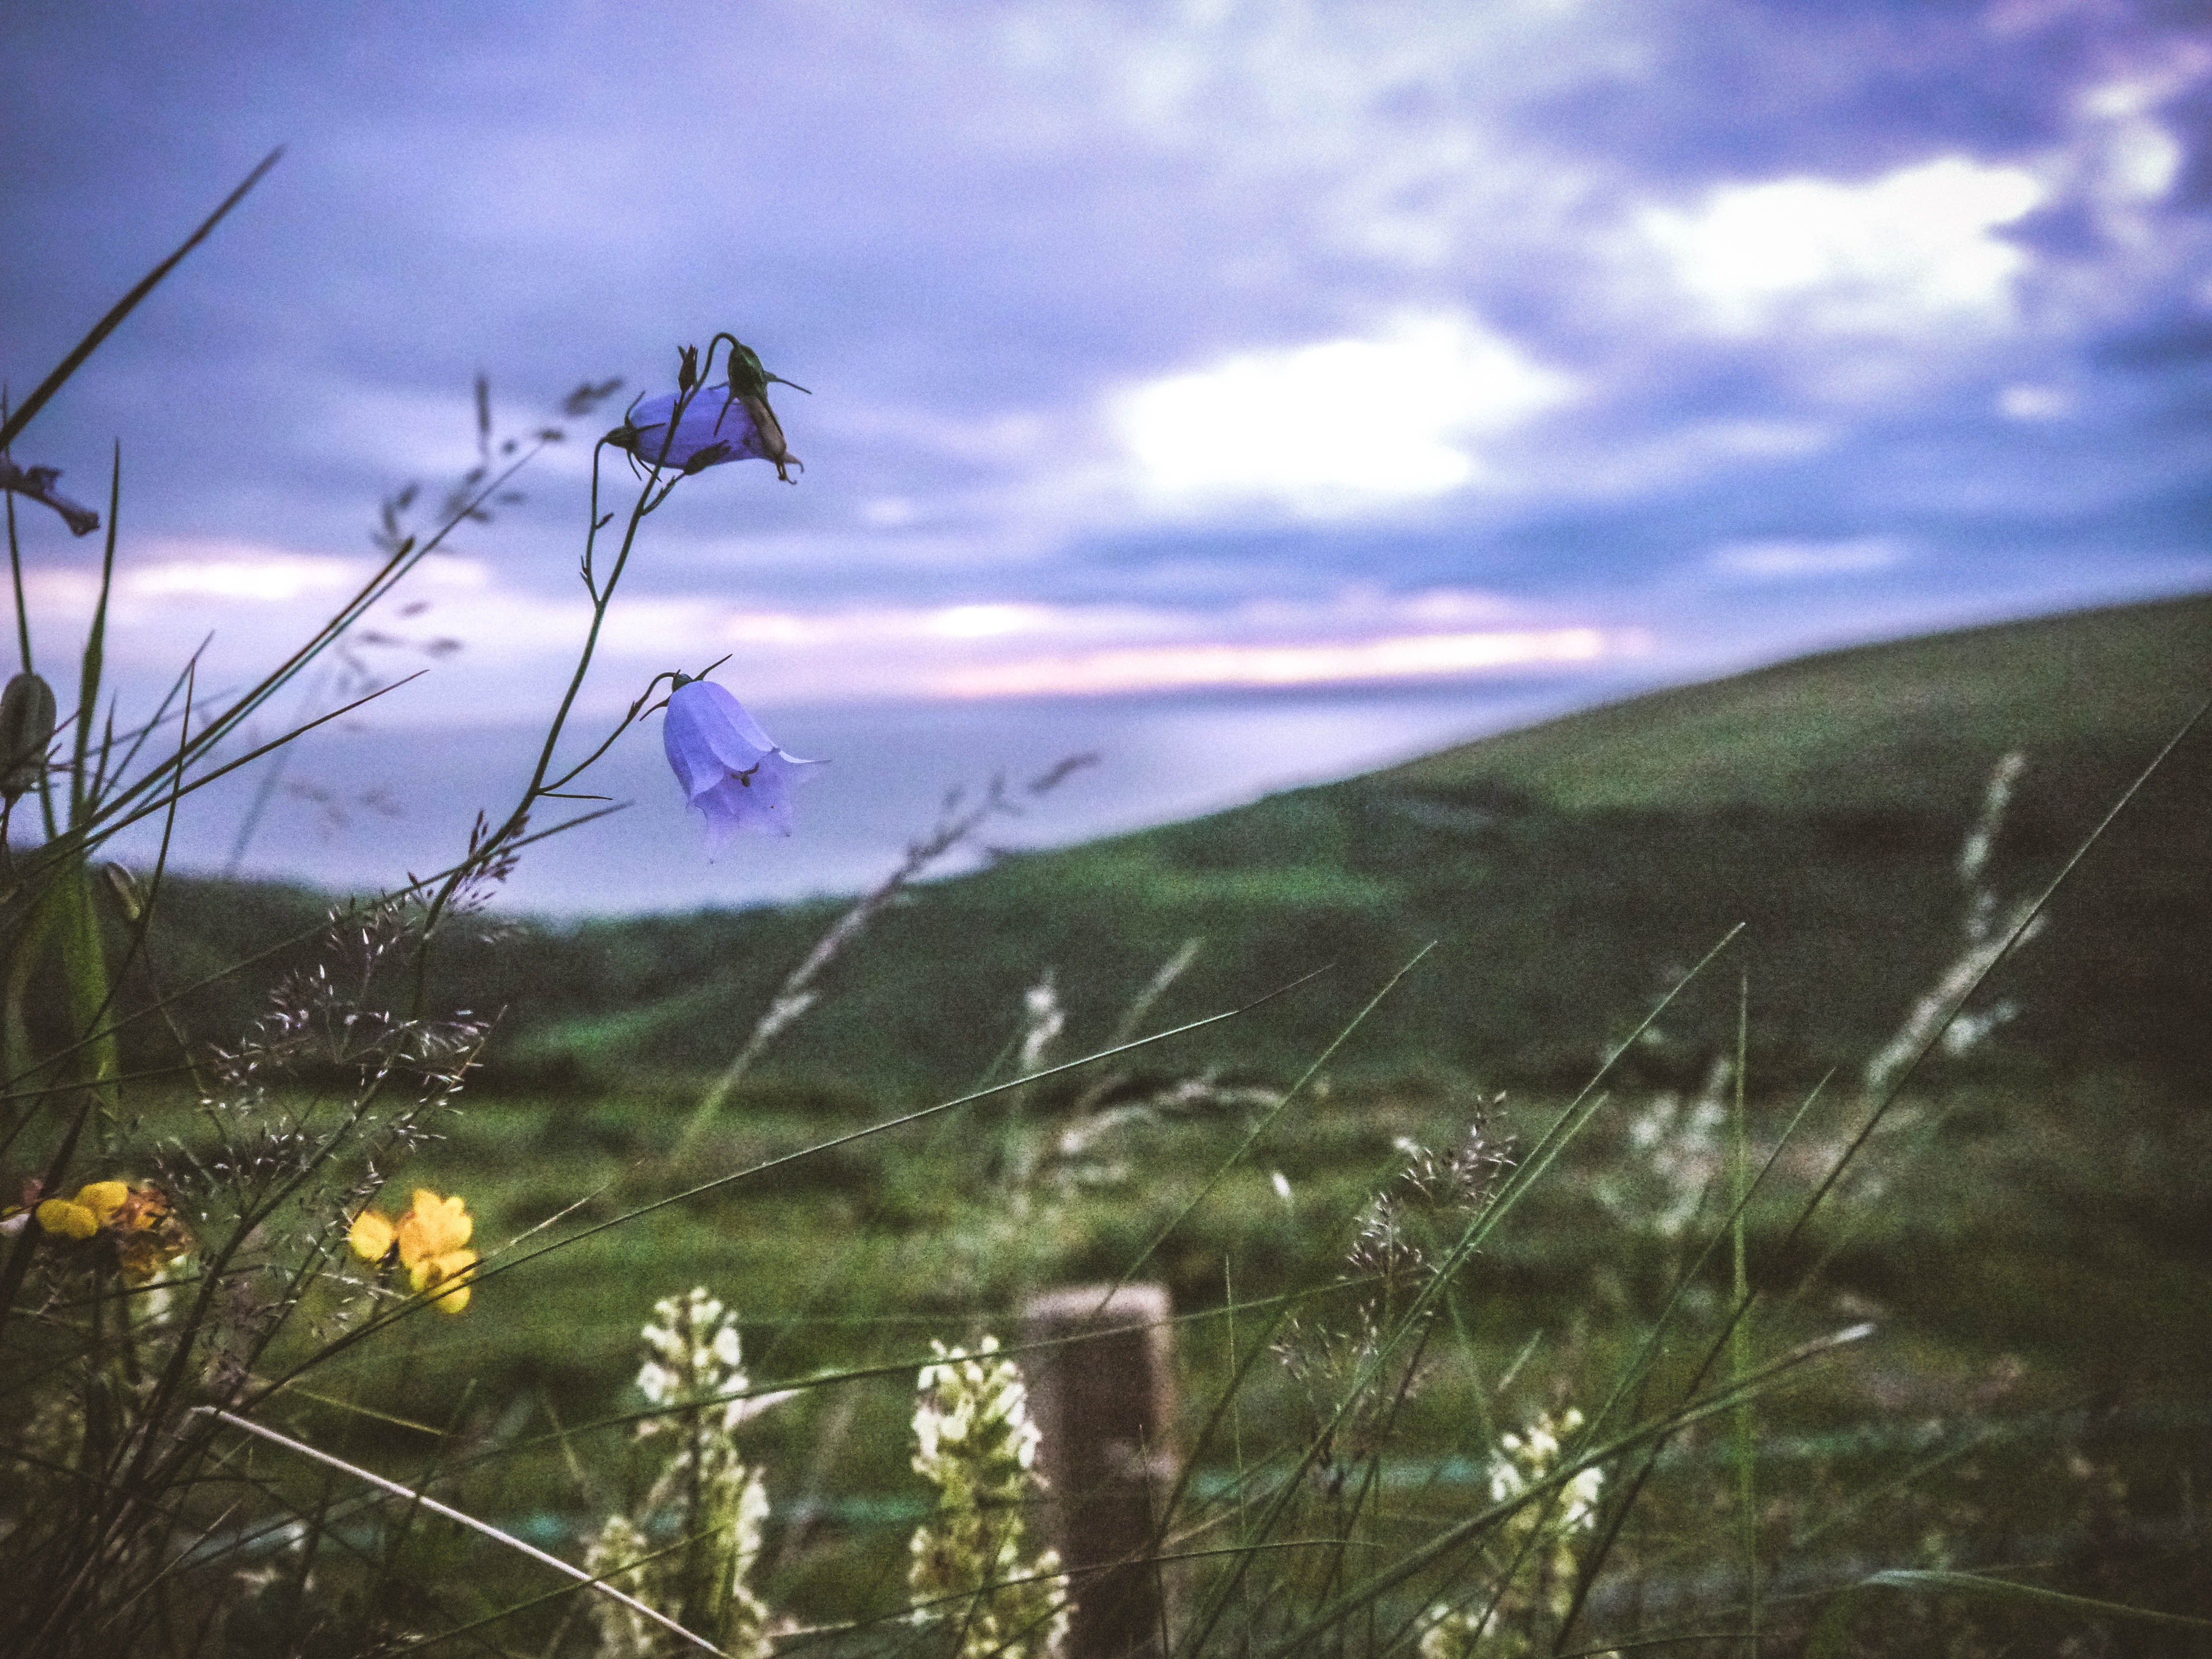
(348, 1189, 477, 1312)
(34, 1180, 191, 1279)
(35, 1197, 99, 1239)
(349, 1208, 397, 1262)
(76, 1181, 130, 1223)
(395, 1189, 471, 1270)
(35, 1180, 132, 1239)
(412, 1247, 477, 1314)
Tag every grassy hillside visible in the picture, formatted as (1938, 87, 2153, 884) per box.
(136, 593, 2212, 1097)
(1387, 593, 2212, 812)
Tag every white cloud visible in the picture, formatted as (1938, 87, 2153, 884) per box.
(2101, 114, 2182, 203)
(125, 548, 370, 602)
(1997, 383, 2072, 421)
(1640, 156, 2047, 336)
(21, 543, 379, 618)
(2078, 58, 2202, 204)
(933, 626, 1630, 699)
(1111, 313, 1576, 514)
(1709, 536, 1907, 580)
(860, 496, 920, 527)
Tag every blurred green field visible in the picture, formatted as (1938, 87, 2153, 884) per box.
(197, 1055, 2209, 1645)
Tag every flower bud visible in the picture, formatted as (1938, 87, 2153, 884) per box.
(676, 344, 699, 392)
(1, 672, 56, 803)
(726, 340, 772, 400)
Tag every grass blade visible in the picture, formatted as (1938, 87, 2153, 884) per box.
(1805, 1567, 2212, 1655)
(0, 151, 282, 454)
(192, 1407, 724, 1657)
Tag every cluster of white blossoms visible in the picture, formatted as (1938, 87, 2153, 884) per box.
(1420, 1408, 1606, 1659)
(1594, 1052, 1731, 1246)
(635, 1286, 751, 1436)
(908, 1337, 1071, 1659)
(585, 1288, 774, 1659)
(582, 1295, 1077, 1659)
(1491, 1409, 1605, 1532)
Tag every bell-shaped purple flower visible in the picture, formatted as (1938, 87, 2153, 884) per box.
(608, 386, 801, 481)
(662, 678, 821, 850)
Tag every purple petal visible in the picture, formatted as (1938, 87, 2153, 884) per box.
(622, 389, 771, 470)
(662, 681, 822, 852)
(693, 751, 808, 848)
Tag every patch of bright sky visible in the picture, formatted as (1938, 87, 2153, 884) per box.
(932, 625, 1627, 698)
(2078, 59, 2195, 198)
(1640, 155, 2048, 335)
(27, 540, 1632, 715)
(1996, 383, 2073, 421)
(1708, 536, 1907, 581)
(1113, 312, 1576, 513)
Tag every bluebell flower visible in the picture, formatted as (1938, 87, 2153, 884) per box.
(662, 676, 821, 849)
(608, 385, 802, 481)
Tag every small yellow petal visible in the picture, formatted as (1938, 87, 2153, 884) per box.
(432, 1192, 472, 1247)
(36, 1199, 99, 1239)
(413, 1247, 477, 1312)
(349, 1210, 396, 1262)
(397, 1190, 471, 1265)
(75, 1181, 129, 1223)
(407, 1246, 476, 1290)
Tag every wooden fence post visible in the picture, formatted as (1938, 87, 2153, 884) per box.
(1022, 1283, 1178, 1659)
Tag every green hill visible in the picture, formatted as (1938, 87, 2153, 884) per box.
(1385, 593, 2212, 813)
(143, 593, 2212, 1097)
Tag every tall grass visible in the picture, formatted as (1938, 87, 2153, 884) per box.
(3, 163, 2208, 1659)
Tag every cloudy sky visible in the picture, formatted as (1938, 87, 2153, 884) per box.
(5, 0, 2209, 911)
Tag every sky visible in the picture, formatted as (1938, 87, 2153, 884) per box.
(4, 0, 2210, 913)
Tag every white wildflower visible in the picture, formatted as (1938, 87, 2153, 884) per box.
(909, 1337, 1070, 1659)
(1420, 1407, 1605, 1659)
(586, 1287, 777, 1659)
(636, 1286, 750, 1437)
(1599, 1063, 1728, 1242)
